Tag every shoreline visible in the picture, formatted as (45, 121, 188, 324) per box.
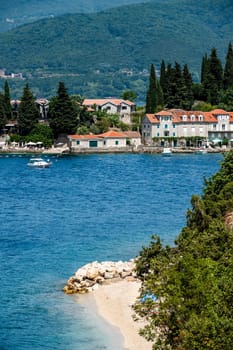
(0, 146, 228, 156)
(91, 280, 152, 350)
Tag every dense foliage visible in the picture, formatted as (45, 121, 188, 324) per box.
(48, 82, 78, 137)
(145, 44, 233, 112)
(134, 151, 233, 349)
(0, 0, 233, 99)
(18, 83, 40, 135)
(0, 0, 148, 32)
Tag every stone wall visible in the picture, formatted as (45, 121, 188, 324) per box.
(63, 260, 136, 294)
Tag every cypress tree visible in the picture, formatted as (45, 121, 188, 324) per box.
(4, 81, 12, 120)
(223, 42, 233, 90)
(49, 82, 77, 138)
(0, 92, 7, 131)
(159, 60, 167, 96)
(182, 64, 194, 109)
(208, 47, 223, 104)
(201, 53, 209, 84)
(166, 62, 184, 108)
(156, 80, 164, 108)
(18, 84, 40, 136)
(145, 64, 157, 113)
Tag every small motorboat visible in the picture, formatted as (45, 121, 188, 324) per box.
(162, 147, 172, 156)
(27, 157, 51, 168)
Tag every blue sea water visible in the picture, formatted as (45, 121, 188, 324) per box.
(0, 153, 222, 349)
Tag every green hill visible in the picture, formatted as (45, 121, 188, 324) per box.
(0, 0, 233, 100)
(0, 0, 149, 32)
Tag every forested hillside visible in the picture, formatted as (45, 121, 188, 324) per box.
(0, 0, 233, 99)
(134, 151, 233, 349)
(0, 0, 149, 32)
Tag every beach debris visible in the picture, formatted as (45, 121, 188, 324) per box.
(63, 260, 136, 294)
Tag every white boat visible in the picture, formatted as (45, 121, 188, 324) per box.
(195, 148, 208, 154)
(27, 157, 51, 168)
(162, 147, 172, 156)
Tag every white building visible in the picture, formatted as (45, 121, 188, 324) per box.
(68, 130, 128, 150)
(83, 98, 136, 124)
(141, 109, 233, 146)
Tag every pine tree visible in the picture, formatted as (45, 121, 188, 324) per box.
(49, 82, 77, 138)
(18, 84, 40, 136)
(145, 64, 157, 113)
(4, 81, 12, 121)
(223, 42, 233, 90)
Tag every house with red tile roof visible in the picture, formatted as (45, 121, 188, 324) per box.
(68, 130, 128, 151)
(141, 109, 233, 146)
(82, 98, 136, 125)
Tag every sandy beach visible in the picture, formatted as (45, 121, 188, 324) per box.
(92, 280, 152, 350)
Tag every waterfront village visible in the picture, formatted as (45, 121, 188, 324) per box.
(0, 97, 233, 155)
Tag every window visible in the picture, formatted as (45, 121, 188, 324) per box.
(76, 140, 80, 145)
(103, 140, 106, 145)
(173, 132, 176, 137)
(157, 125, 160, 128)
(115, 140, 119, 145)
(182, 115, 187, 121)
(213, 124, 217, 130)
(89, 140, 98, 147)
(173, 124, 176, 128)
(122, 106, 127, 110)
(190, 114, 195, 121)
(164, 124, 168, 129)
(198, 115, 203, 121)
(222, 124, 226, 130)
(157, 132, 160, 137)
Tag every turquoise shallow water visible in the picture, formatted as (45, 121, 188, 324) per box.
(0, 153, 222, 349)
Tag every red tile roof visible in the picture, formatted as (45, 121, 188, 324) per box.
(145, 109, 233, 124)
(83, 98, 135, 106)
(98, 130, 127, 138)
(68, 134, 102, 140)
(68, 130, 127, 140)
(145, 114, 159, 123)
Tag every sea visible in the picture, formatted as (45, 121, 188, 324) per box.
(0, 152, 223, 350)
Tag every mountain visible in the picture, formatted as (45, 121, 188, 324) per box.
(0, 0, 233, 100)
(0, 0, 150, 32)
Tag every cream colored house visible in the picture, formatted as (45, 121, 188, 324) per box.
(123, 131, 142, 147)
(68, 130, 128, 151)
(83, 98, 136, 124)
(141, 109, 233, 145)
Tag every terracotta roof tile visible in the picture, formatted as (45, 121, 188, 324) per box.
(99, 130, 127, 138)
(145, 114, 159, 123)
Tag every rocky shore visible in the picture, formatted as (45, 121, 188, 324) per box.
(63, 260, 136, 294)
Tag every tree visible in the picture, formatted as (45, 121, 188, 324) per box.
(120, 90, 137, 102)
(182, 64, 194, 109)
(223, 42, 233, 90)
(146, 64, 157, 113)
(4, 81, 12, 121)
(49, 82, 78, 138)
(0, 92, 7, 131)
(134, 151, 233, 350)
(18, 84, 40, 136)
(27, 124, 54, 148)
(208, 48, 223, 104)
